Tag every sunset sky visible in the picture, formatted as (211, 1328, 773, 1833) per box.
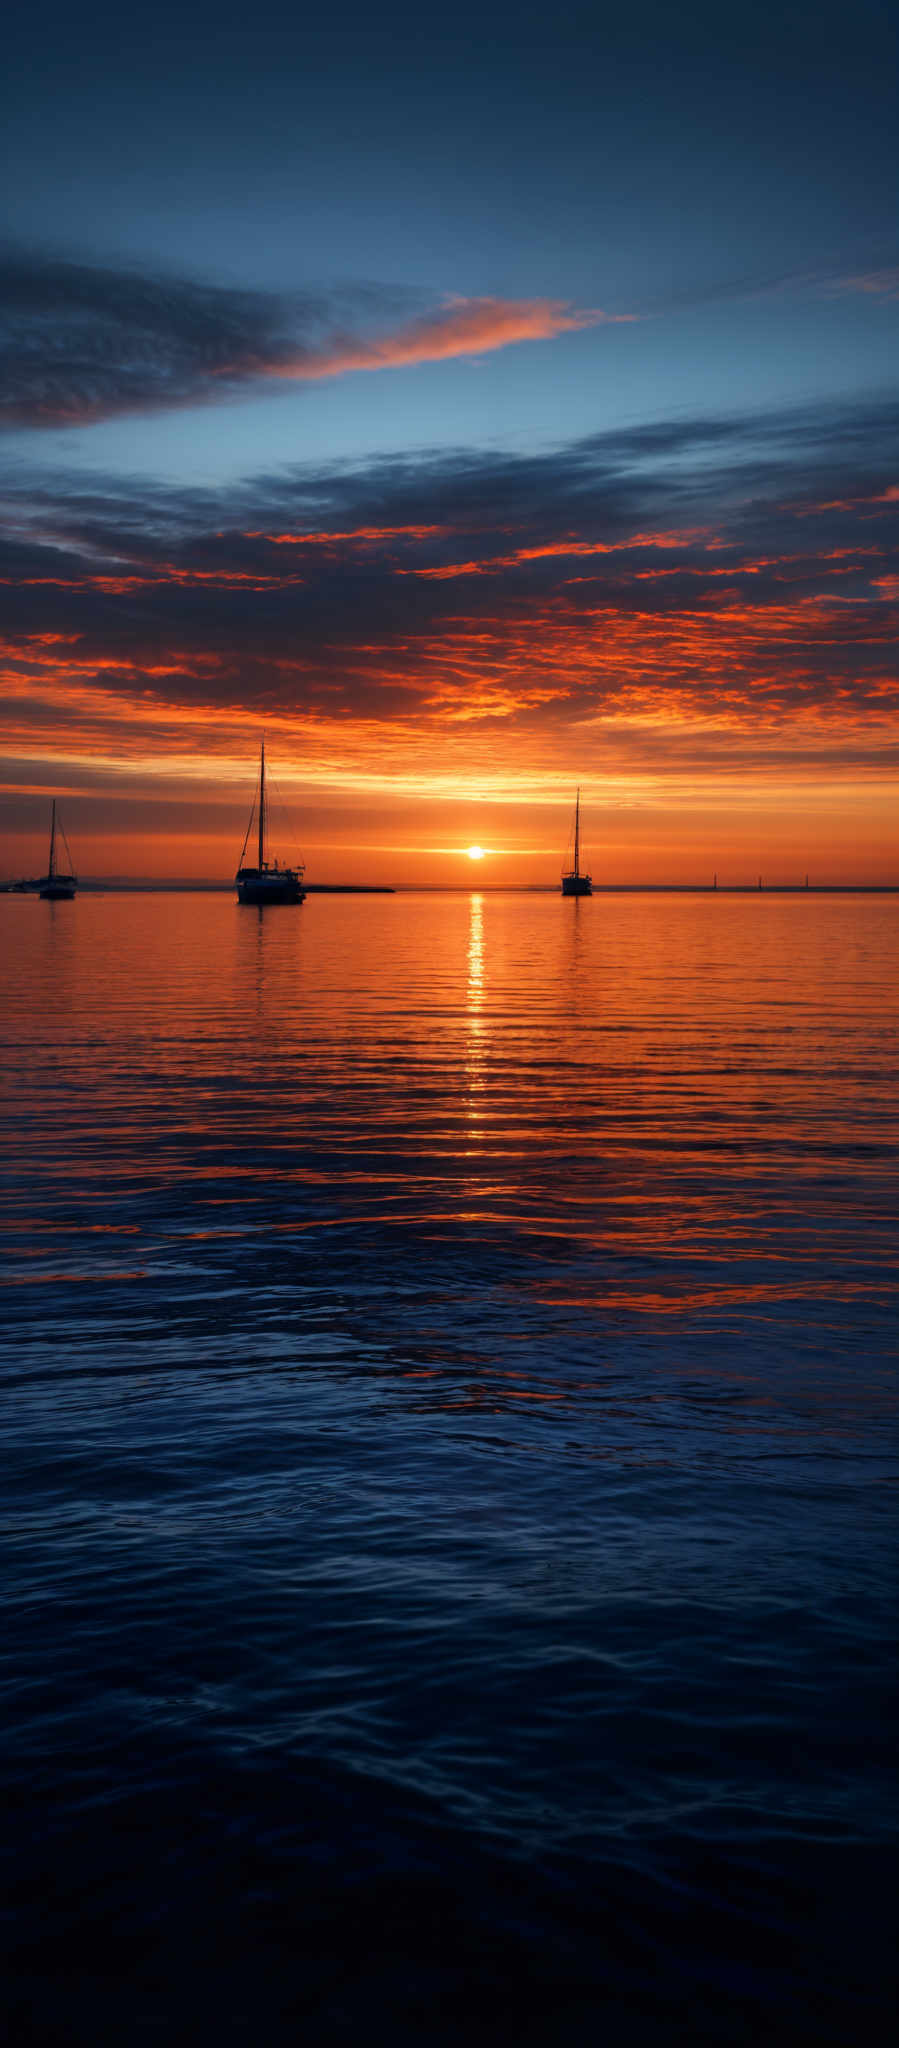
(2, 0, 897, 884)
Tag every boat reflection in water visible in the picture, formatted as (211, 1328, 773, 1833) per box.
(235, 739, 305, 905)
(560, 787, 592, 896)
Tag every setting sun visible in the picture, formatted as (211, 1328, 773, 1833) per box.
(466, 845, 485, 861)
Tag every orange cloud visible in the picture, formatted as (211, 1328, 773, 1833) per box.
(784, 486, 899, 518)
(406, 529, 713, 579)
(265, 297, 629, 382)
(245, 525, 446, 546)
(3, 396, 895, 886)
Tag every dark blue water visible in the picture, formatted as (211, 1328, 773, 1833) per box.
(2, 891, 897, 2042)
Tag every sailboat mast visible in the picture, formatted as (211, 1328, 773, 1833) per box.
(574, 788, 580, 879)
(49, 800, 57, 881)
(258, 740, 265, 870)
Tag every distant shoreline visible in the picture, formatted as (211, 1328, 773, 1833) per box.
(1, 881, 397, 896)
(3, 882, 897, 897)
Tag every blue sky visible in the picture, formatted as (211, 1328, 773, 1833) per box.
(4, 1, 897, 479)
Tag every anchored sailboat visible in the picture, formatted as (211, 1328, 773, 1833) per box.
(561, 788, 592, 897)
(235, 739, 305, 905)
(39, 800, 77, 900)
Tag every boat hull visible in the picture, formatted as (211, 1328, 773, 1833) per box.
(561, 874, 592, 897)
(236, 868, 305, 905)
(39, 881, 76, 900)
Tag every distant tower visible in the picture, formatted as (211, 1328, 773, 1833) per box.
(713, 872, 717, 890)
(758, 875, 762, 890)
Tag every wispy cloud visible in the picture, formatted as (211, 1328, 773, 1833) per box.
(639, 258, 899, 318)
(822, 267, 899, 300)
(0, 251, 620, 429)
(265, 296, 627, 383)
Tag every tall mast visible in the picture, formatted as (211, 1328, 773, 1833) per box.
(49, 800, 57, 881)
(258, 739, 265, 870)
(574, 788, 580, 879)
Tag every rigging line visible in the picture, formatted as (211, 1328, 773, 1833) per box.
(58, 818, 76, 875)
(238, 809, 256, 868)
(238, 783, 257, 868)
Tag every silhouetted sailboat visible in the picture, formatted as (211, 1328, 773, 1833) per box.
(39, 800, 77, 900)
(235, 739, 305, 905)
(561, 788, 592, 897)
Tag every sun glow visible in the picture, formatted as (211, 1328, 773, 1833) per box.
(466, 845, 486, 860)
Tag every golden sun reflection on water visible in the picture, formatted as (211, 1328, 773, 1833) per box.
(465, 892, 486, 1149)
(467, 892, 484, 1012)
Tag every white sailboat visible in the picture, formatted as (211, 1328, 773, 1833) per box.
(235, 740, 305, 905)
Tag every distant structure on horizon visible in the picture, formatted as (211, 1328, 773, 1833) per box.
(561, 788, 592, 897)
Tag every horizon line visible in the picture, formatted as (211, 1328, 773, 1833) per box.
(4, 880, 898, 897)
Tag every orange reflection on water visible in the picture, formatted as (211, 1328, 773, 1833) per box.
(2, 889, 897, 1350)
(467, 891, 485, 1031)
(535, 1280, 887, 1314)
(463, 890, 487, 1162)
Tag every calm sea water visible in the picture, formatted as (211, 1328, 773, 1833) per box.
(2, 890, 897, 2043)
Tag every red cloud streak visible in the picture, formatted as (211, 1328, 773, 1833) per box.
(265, 297, 629, 381)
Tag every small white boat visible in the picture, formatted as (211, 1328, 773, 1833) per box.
(235, 740, 305, 905)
